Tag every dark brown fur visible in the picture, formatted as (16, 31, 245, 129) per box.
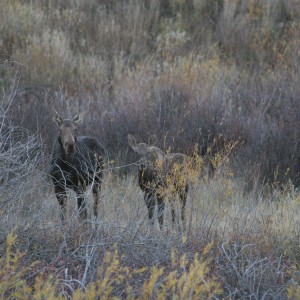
(128, 134, 188, 229)
(50, 111, 104, 222)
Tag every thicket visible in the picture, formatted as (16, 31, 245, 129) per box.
(1, 0, 299, 186)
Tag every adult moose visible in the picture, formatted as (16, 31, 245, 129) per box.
(128, 134, 189, 229)
(50, 111, 104, 222)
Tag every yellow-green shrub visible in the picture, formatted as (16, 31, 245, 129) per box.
(1, 232, 222, 299)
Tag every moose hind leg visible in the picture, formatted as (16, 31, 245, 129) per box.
(90, 161, 103, 219)
(93, 157, 103, 219)
(92, 185, 100, 218)
(170, 200, 176, 225)
(157, 197, 165, 229)
(180, 185, 188, 224)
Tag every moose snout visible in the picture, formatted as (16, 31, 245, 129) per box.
(64, 141, 76, 155)
(64, 137, 75, 155)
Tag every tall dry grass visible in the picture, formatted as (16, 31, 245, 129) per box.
(1, 142, 300, 298)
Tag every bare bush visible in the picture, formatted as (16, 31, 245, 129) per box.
(1, 0, 299, 186)
(0, 78, 44, 223)
(217, 242, 288, 299)
(6, 63, 299, 188)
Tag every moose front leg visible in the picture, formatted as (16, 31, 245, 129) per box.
(55, 186, 67, 222)
(144, 193, 155, 225)
(75, 188, 87, 221)
(92, 169, 102, 219)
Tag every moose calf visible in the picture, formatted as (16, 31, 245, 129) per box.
(128, 134, 188, 229)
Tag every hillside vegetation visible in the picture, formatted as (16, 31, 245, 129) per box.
(0, 0, 300, 298)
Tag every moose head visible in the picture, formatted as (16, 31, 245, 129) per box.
(127, 134, 164, 166)
(53, 110, 84, 156)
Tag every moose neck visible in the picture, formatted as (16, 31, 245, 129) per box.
(139, 147, 164, 172)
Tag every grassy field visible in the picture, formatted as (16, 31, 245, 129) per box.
(1, 0, 300, 298)
(1, 159, 300, 298)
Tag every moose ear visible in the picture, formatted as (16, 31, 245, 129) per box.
(52, 110, 63, 126)
(127, 134, 137, 148)
(148, 134, 157, 146)
(73, 112, 84, 125)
